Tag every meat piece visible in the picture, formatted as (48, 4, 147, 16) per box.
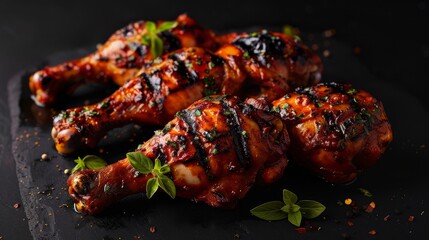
(52, 30, 322, 155)
(67, 95, 290, 215)
(271, 82, 393, 184)
(29, 14, 218, 106)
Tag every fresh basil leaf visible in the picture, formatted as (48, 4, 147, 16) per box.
(280, 203, 300, 213)
(157, 21, 178, 33)
(291, 203, 301, 213)
(145, 21, 156, 35)
(158, 175, 176, 199)
(141, 35, 150, 46)
(127, 152, 153, 174)
(151, 36, 163, 58)
(154, 158, 162, 171)
(250, 201, 288, 221)
(159, 164, 170, 174)
(146, 177, 159, 199)
(83, 155, 107, 170)
(288, 210, 302, 227)
(297, 200, 326, 219)
(283, 189, 298, 204)
(71, 157, 85, 173)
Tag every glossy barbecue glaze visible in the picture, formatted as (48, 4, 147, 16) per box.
(68, 95, 290, 215)
(29, 14, 218, 106)
(52, 30, 322, 155)
(271, 82, 393, 184)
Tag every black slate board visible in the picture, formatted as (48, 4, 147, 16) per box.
(8, 29, 429, 239)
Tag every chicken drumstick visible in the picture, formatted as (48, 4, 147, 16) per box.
(68, 95, 290, 215)
(29, 14, 219, 106)
(52, 30, 322, 155)
(271, 82, 393, 184)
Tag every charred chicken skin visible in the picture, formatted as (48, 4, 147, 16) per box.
(29, 14, 219, 106)
(52, 30, 322, 155)
(68, 95, 290, 215)
(271, 82, 393, 184)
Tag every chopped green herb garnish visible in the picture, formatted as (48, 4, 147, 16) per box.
(195, 109, 202, 117)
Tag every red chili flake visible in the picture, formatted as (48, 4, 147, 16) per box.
(408, 215, 415, 222)
(368, 230, 377, 235)
(13, 203, 20, 209)
(133, 236, 141, 239)
(295, 227, 306, 234)
(149, 226, 156, 233)
(365, 202, 376, 213)
(347, 221, 354, 227)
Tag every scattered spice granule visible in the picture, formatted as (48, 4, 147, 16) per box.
(13, 202, 20, 209)
(341, 233, 351, 239)
(323, 50, 331, 57)
(384, 215, 391, 221)
(64, 169, 70, 175)
(149, 226, 156, 233)
(41, 153, 49, 161)
(353, 47, 362, 55)
(133, 236, 141, 239)
(233, 233, 240, 239)
(323, 29, 336, 38)
(408, 215, 415, 222)
(368, 230, 377, 235)
(421, 211, 425, 216)
(311, 44, 319, 51)
(344, 198, 353, 205)
(347, 220, 354, 227)
(295, 227, 306, 234)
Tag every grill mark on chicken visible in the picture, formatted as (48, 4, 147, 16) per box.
(176, 109, 209, 170)
(220, 99, 251, 168)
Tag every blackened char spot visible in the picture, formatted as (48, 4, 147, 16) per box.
(233, 30, 285, 66)
(291, 45, 308, 65)
(118, 23, 136, 37)
(142, 73, 161, 91)
(159, 31, 181, 53)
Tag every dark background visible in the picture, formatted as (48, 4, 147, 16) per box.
(1, 1, 428, 239)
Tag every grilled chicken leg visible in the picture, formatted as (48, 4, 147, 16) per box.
(29, 14, 219, 106)
(52, 30, 322, 155)
(271, 82, 393, 184)
(68, 95, 290, 215)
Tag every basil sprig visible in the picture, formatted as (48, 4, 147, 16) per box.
(71, 155, 107, 174)
(141, 21, 178, 58)
(126, 152, 176, 199)
(250, 189, 325, 227)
